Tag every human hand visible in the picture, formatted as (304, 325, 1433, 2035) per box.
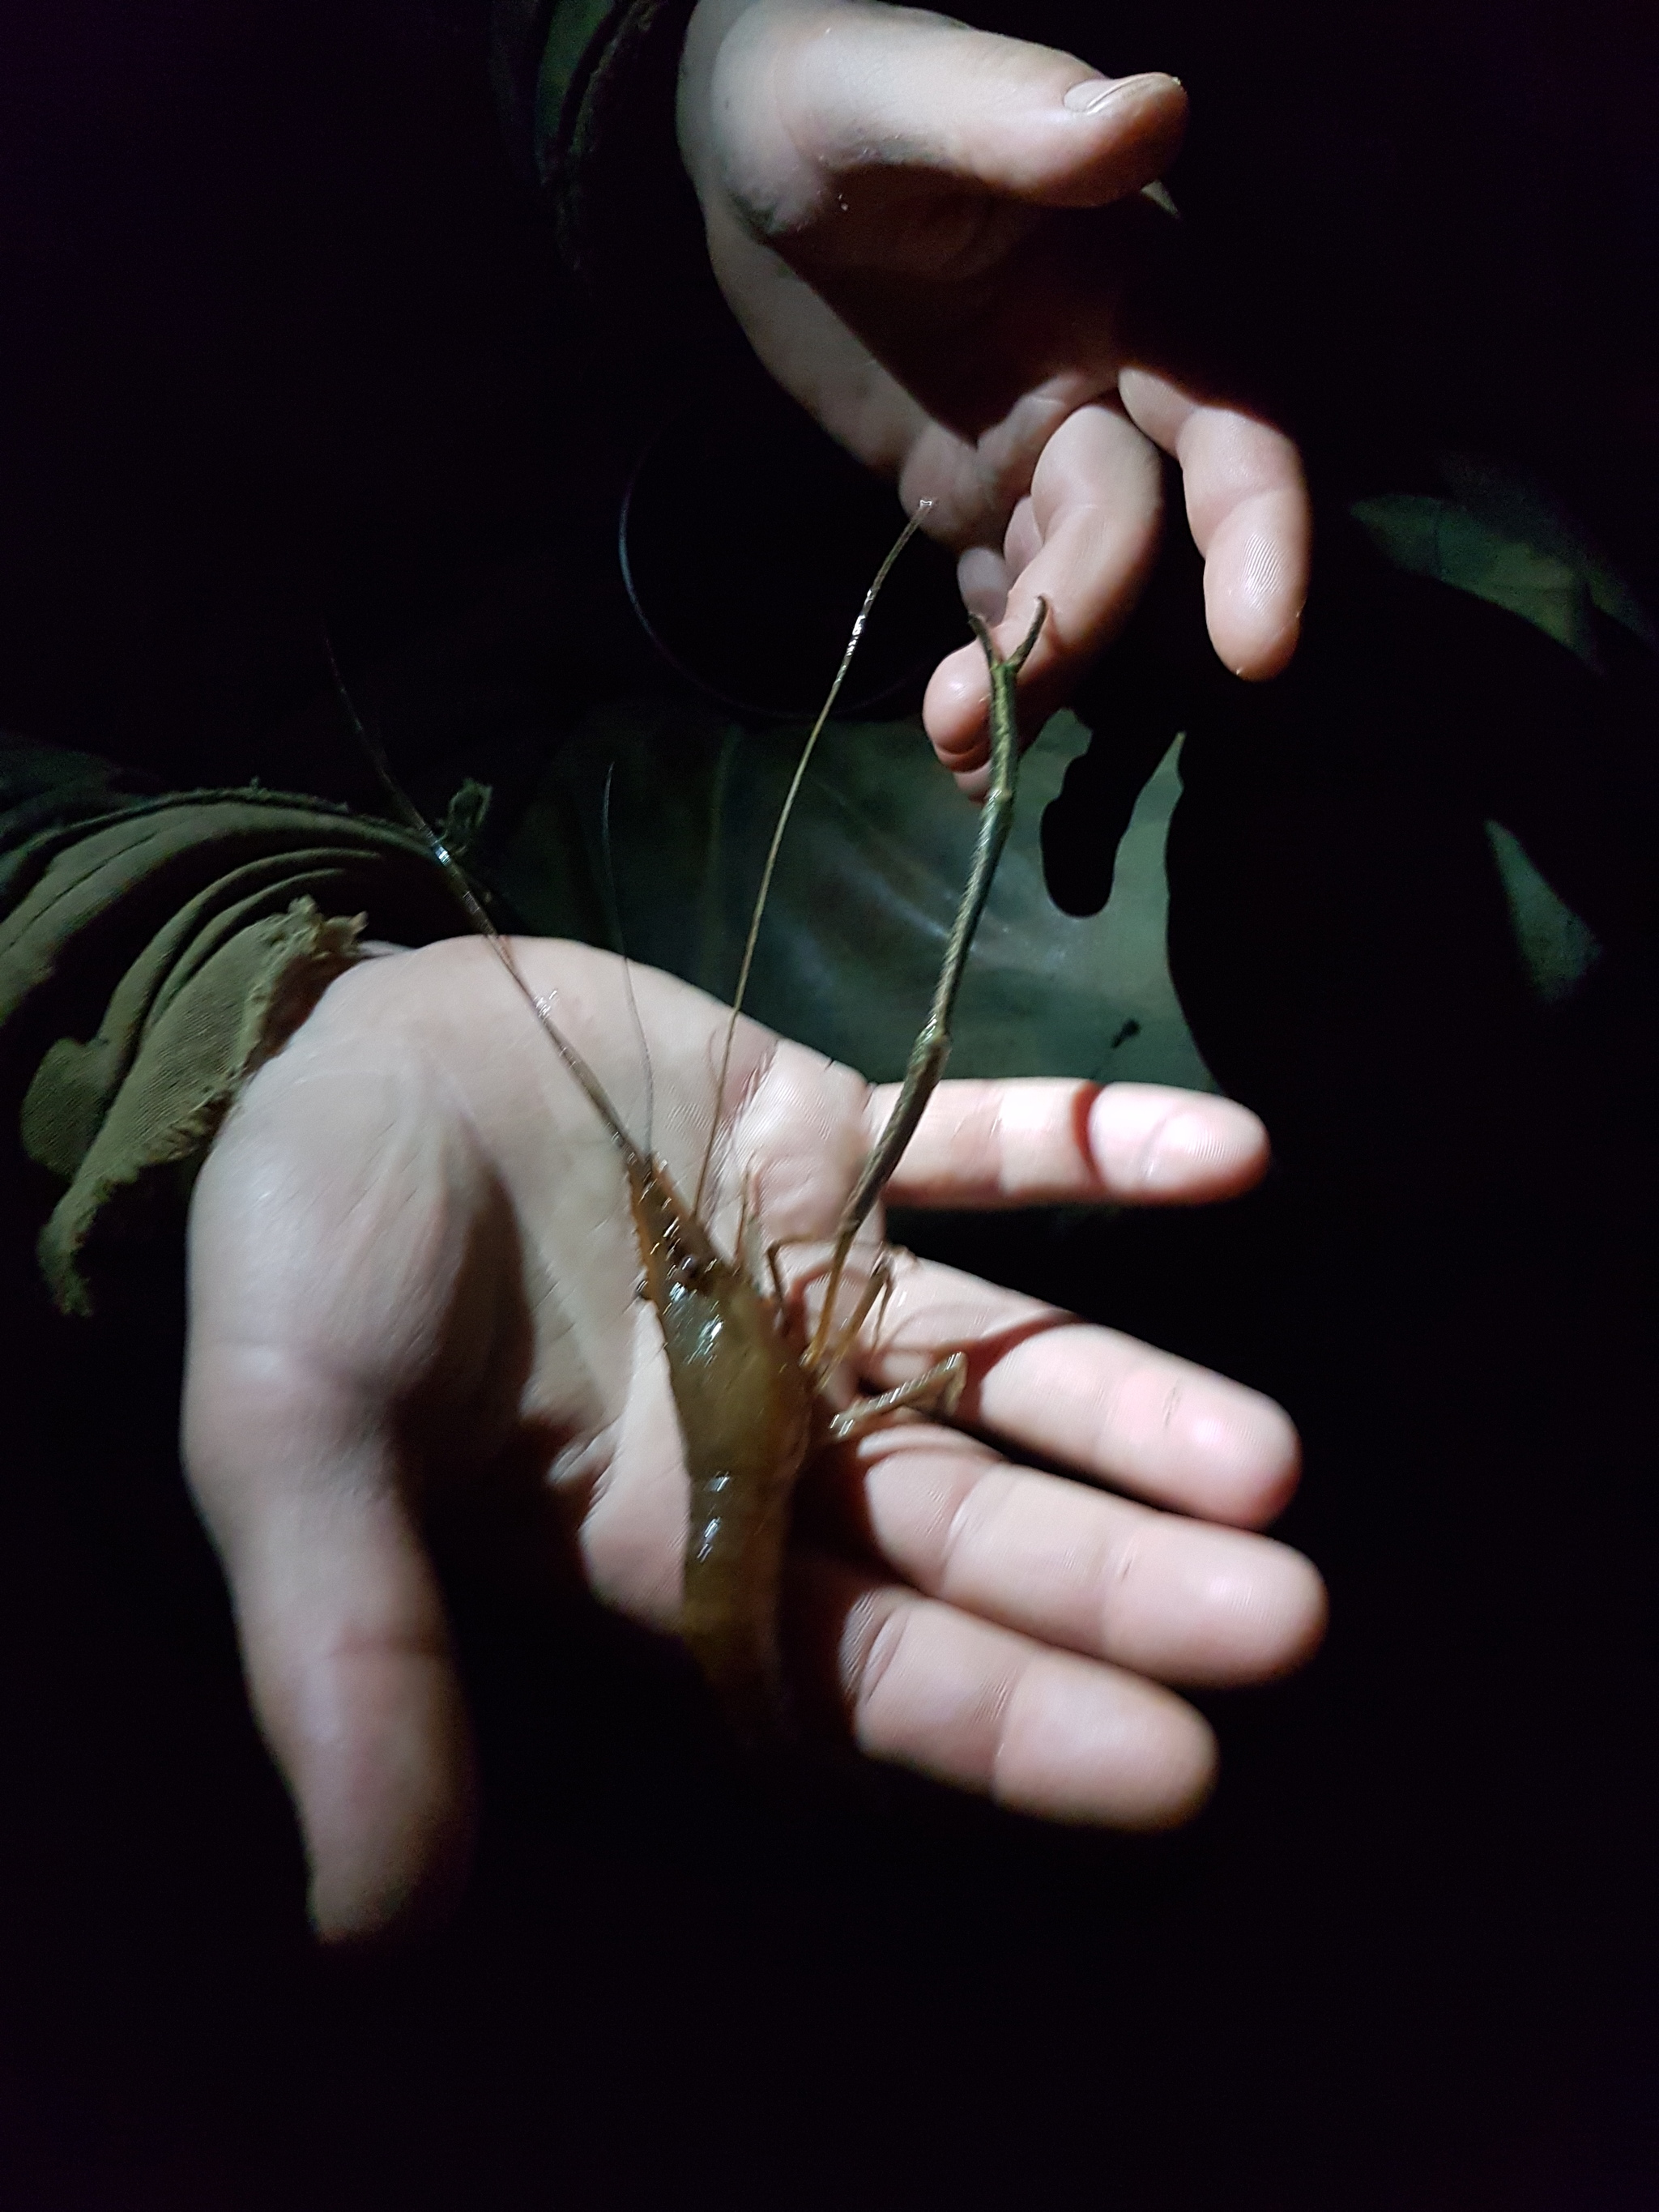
(678, 0, 1310, 783)
(182, 938, 1324, 1941)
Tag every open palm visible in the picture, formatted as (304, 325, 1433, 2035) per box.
(183, 936, 1323, 1941)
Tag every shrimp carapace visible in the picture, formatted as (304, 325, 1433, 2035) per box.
(627, 1152, 814, 1735)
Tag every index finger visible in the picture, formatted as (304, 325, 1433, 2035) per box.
(876, 1078, 1270, 1210)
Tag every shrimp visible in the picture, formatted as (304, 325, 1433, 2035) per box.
(332, 547, 1046, 1735)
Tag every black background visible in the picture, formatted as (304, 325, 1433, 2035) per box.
(0, 2, 1654, 2204)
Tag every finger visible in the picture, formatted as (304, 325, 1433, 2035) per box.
(1119, 366, 1311, 679)
(703, 2, 1187, 230)
(830, 1424, 1326, 1687)
(795, 1553, 1217, 1827)
(183, 1341, 476, 1944)
(836, 1252, 1301, 1528)
(956, 543, 1011, 624)
(923, 401, 1162, 774)
(876, 1079, 1270, 1209)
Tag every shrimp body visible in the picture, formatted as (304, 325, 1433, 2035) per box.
(627, 1153, 814, 1734)
(335, 545, 1041, 1741)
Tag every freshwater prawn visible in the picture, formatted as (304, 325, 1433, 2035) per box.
(337, 528, 1046, 1733)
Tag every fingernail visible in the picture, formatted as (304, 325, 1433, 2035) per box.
(1063, 71, 1179, 115)
(1141, 1108, 1230, 1190)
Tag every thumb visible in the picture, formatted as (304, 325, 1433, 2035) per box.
(183, 1339, 477, 1945)
(180, 1024, 487, 1943)
(692, 2, 1186, 231)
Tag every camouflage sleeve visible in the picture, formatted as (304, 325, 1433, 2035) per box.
(0, 750, 455, 1315)
(495, 0, 704, 279)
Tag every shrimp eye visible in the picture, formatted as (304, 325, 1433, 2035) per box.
(667, 1251, 717, 1294)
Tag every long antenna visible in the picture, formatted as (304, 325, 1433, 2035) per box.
(691, 502, 930, 1214)
(600, 758, 655, 1153)
(325, 637, 649, 1172)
